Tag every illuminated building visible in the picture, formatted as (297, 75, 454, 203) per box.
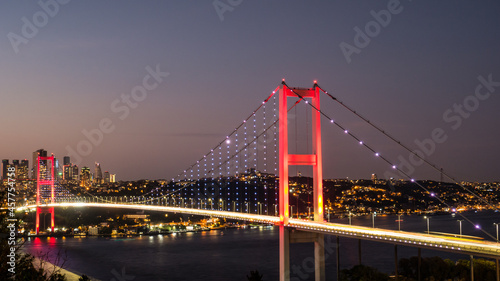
(32, 149, 47, 179)
(72, 165, 79, 181)
(63, 165, 71, 181)
(80, 166, 92, 189)
(104, 171, 110, 183)
(54, 158, 63, 180)
(94, 162, 103, 184)
(18, 160, 29, 180)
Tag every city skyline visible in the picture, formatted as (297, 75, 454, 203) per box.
(1, 1, 499, 181)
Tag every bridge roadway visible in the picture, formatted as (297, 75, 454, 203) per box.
(23, 202, 500, 259)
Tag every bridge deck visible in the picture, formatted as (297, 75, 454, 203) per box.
(24, 203, 500, 259)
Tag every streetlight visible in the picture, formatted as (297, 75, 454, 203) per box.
(348, 212, 352, 225)
(397, 214, 403, 231)
(308, 207, 312, 220)
(494, 223, 500, 242)
(274, 204, 278, 216)
(372, 212, 376, 228)
(424, 216, 430, 234)
(290, 205, 294, 219)
(458, 220, 464, 238)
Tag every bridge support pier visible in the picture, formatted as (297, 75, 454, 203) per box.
(286, 230, 325, 281)
(358, 239, 362, 265)
(394, 245, 398, 281)
(496, 258, 499, 281)
(35, 207, 54, 234)
(279, 226, 290, 281)
(470, 255, 474, 281)
(314, 234, 326, 281)
(336, 236, 340, 281)
(418, 248, 421, 281)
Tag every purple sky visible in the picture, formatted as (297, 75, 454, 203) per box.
(1, 1, 499, 181)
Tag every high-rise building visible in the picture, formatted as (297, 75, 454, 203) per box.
(18, 160, 29, 180)
(109, 174, 116, 183)
(80, 166, 92, 189)
(63, 165, 71, 181)
(94, 162, 103, 184)
(2, 159, 9, 180)
(32, 149, 47, 179)
(104, 171, 110, 183)
(72, 165, 79, 181)
(63, 156, 70, 166)
(54, 158, 61, 180)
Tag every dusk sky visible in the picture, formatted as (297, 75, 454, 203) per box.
(1, 1, 499, 182)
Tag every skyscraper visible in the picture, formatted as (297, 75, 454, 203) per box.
(1, 159, 9, 180)
(63, 164, 71, 181)
(80, 166, 92, 189)
(63, 156, 70, 166)
(94, 162, 103, 184)
(72, 165, 79, 181)
(19, 160, 29, 180)
(104, 171, 110, 183)
(32, 149, 47, 179)
(54, 158, 62, 180)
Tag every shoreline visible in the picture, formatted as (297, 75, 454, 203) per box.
(19, 249, 101, 281)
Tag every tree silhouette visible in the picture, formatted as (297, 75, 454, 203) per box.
(247, 270, 264, 281)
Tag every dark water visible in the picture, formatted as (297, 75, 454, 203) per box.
(23, 211, 500, 281)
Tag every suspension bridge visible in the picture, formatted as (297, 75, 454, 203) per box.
(19, 81, 500, 281)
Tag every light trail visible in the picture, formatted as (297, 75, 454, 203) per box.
(20, 203, 500, 259)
